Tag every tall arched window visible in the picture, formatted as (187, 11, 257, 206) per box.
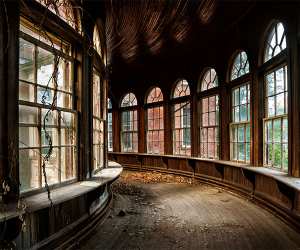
(120, 93, 138, 152)
(19, 20, 77, 192)
(146, 87, 164, 154)
(37, 0, 81, 33)
(199, 68, 219, 159)
(92, 69, 104, 172)
(229, 51, 251, 163)
(263, 22, 288, 171)
(93, 25, 102, 57)
(172, 80, 191, 156)
(108, 98, 113, 152)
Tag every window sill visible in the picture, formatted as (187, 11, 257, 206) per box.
(109, 152, 300, 192)
(0, 162, 122, 223)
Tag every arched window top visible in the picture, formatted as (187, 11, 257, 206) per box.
(93, 25, 102, 57)
(230, 51, 250, 81)
(147, 87, 163, 104)
(200, 68, 218, 91)
(121, 93, 137, 107)
(264, 22, 287, 62)
(37, 0, 81, 33)
(108, 98, 112, 109)
(172, 80, 190, 98)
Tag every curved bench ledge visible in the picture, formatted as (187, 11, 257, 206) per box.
(0, 165, 123, 221)
(109, 152, 300, 229)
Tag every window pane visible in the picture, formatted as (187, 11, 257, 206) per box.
(19, 149, 40, 191)
(19, 127, 39, 148)
(19, 81, 35, 102)
(19, 38, 35, 83)
(37, 47, 54, 87)
(61, 146, 76, 181)
(42, 148, 59, 185)
(264, 22, 286, 62)
(19, 105, 38, 124)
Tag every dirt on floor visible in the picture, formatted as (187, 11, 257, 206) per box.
(79, 170, 300, 250)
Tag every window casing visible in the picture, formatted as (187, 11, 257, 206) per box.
(230, 84, 251, 163)
(93, 69, 104, 172)
(19, 21, 77, 193)
(172, 80, 191, 156)
(146, 87, 164, 154)
(120, 93, 138, 152)
(108, 99, 113, 152)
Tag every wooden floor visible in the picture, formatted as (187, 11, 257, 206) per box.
(80, 171, 300, 250)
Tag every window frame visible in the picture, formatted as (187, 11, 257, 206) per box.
(107, 98, 113, 152)
(19, 19, 78, 195)
(145, 87, 164, 155)
(120, 93, 138, 153)
(261, 21, 289, 173)
(171, 80, 191, 156)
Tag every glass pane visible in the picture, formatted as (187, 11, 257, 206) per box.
(238, 126, 244, 142)
(267, 96, 275, 117)
(274, 143, 282, 168)
(19, 105, 38, 124)
(37, 47, 54, 87)
(57, 59, 72, 92)
(61, 128, 76, 146)
(240, 85, 247, 104)
(240, 104, 248, 122)
(41, 109, 58, 126)
(57, 92, 72, 109)
(61, 112, 75, 128)
(276, 93, 285, 115)
(276, 67, 285, 94)
(42, 147, 59, 185)
(19, 81, 35, 102)
(19, 38, 35, 83)
(37, 87, 54, 105)
(19, 127, 39, 148)
(61, 146, 76, 181)
(19, 149, 40, 191)
(273, 119, 281, 143)
(41, 128, 59, 146)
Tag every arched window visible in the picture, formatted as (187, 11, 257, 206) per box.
(37, 0, 81, 33)
(172, 80, 191, 156)
(199, 69, 219, 159)
(92, 69, 104, 172)
(107, 98, 113, 152)
(263, 22, 288, 171)
(173, 79, 190, 98)
(230, 51, 250, 81)
(229, 51, 251, 163)
(146, 87, 164, 154)
(264, 22, 286, 62)
(120, 93, 138, 152)
(19, 20, 77, 192)
(93, 25, 102, 57)
(201, 68, 218, 91)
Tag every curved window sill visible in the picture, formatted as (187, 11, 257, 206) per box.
(0, 163, 122, 223)
(109, 152, 300, 192)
